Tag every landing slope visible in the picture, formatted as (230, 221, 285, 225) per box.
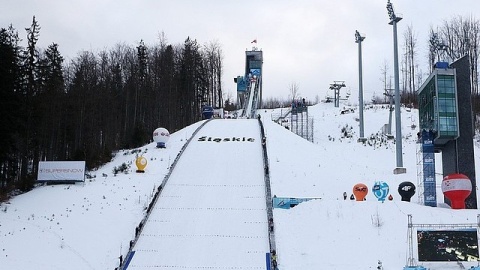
(128, 119, 270, 269)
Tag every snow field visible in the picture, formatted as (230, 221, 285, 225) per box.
(128, 119, 270, 269)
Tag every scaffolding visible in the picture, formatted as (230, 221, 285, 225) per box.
(272, 106, 314, 143)
(416, 141, 425, 205)
(415, 130, 438, 207)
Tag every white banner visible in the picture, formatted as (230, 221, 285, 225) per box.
(37, 161, 86, 182)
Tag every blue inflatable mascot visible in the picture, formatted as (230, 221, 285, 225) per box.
(373, 181, 389, 202)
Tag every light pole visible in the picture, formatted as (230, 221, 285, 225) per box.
(355, 30, 366, 142)
(387, 0, 406, 174)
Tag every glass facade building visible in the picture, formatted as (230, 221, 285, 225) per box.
(418, 68, 459, 145)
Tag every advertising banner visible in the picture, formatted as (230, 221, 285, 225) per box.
(37, 161, 86, 182)
(250, 68, 261, 76)
(236, 77, 247, 92)
(272, 197, 319, 209)
(422, 130, 437, 207)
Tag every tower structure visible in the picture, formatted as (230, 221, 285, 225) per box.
(329, 81, 346, 108)
(417, 56, 477, 209)
(235, 47, 263, 117)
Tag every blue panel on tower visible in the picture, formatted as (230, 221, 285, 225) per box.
(250, 68, 261, 76)
(422, 130, 437, 207)
(434, 62, 449, 69)
(237, 77, 247, 92)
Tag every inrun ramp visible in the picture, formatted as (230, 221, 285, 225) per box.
(127, 119, 269, 269)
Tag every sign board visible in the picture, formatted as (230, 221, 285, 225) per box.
(37, 161, 86, 182)
(272, 197, 320, 209)
(236, 76, 247, 92)
(250, 68, 261, 76)
(422, 130, 437, 207)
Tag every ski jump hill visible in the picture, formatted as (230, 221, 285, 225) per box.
(124, 119, 272, 269)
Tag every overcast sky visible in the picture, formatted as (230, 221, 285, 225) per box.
(2, 0, 480, 103)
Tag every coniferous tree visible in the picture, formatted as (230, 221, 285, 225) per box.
(17, 16, 41, 191)
(35, 43, 65, 161)
(0, 25, 22, 197)
(161, 44, 176, 130)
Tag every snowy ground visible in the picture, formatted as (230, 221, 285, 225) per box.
(128, 119, 269, 269)
(1, 102, 480, 270)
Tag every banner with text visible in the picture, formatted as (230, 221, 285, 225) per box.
(37, 161, 86, 182)
(422, 130, 437, 207)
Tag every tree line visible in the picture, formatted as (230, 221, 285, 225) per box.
(3, 15, 479, 200)
(0, 17, 224, 199)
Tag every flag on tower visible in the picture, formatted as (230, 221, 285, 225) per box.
(251, 39, 257, 44)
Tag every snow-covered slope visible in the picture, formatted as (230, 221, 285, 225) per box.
(128, 119, 269, 269)
(1, 103, 479, 270)
(0, 121, 203, 270)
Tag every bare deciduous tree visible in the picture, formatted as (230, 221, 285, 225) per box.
(402, 24, 418, 105)
(429, 16, 480, 114)
(288, 82, 300, 102)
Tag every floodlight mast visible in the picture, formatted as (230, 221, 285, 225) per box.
(386, 0, 405, 174)
(355, 30, 366, 142)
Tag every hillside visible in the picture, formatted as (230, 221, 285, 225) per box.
(1, 103, 479, 270)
